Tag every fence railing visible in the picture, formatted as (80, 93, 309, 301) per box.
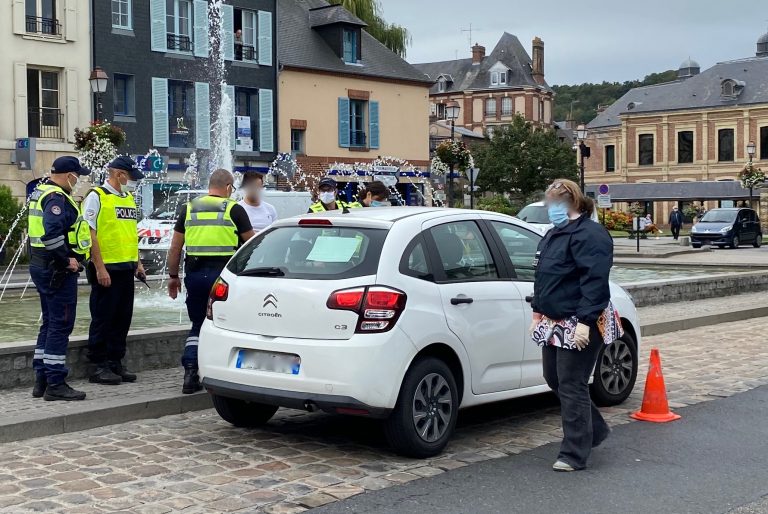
(28, 108, 64, 140)
(25, 16, 61, 36)
(166, 33, 192, 52)
(350, 130, 367, 147)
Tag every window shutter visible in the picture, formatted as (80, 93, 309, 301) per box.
(195, 82, 211, 150)
(338, 98, 350, 148)
(259, 88, 274, 152)
(369, 101, 380, 149)
(149, 0, 166, 52)
(65, 68, 78, 142)
(64, 0, 77, 41)
(151, 78, 169, 147)
(12, 0, 24, 34)
(193, 0, 209, 57)
(258, 11, 273, 66)
(13, 62, 28, 138)
(222, 4, 234, 61)
(223, 85, 236, 151)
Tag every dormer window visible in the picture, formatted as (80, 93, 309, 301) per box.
(308, 4, 366, 65)
(343, 28, 358, 63)
(499, 71, 506, 85)
(721, 79, 745, 100)
(437, 77, 446, 93)
(489, 62, 509, 87)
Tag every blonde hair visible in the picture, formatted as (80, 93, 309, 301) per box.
(545, 179, 594, 214)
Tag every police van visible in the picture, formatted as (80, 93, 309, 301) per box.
(137, 189, 312, 272)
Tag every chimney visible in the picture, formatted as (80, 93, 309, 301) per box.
(471, 43, 485, 65)
(532, 37, 545, 84)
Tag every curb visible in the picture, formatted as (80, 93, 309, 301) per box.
(640, 306, 768, 337)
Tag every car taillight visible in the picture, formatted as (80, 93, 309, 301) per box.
(206, 277, 229, 320)
(299, 218, 333, 226)
(327, 286, 407, 333)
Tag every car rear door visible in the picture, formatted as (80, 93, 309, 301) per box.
(422, 215, 524, 394)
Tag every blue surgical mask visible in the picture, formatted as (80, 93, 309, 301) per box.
(547, 203, 570, 227)
(370, 200, 388, 207)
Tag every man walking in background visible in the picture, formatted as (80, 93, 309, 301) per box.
(669, 206, 684, 240)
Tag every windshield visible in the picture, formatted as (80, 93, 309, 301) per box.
(227, 226, 387, 280)
(700, 210, 737, 224)
(148, 193, 200, 220)
(516, 205, 550, 224)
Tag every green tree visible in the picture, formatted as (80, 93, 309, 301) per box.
(474, 115, 578, 202)
(329, 0, 410, 57)
(0, 185, 26, 264)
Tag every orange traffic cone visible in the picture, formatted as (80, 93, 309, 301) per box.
(630, 348, 681, 423)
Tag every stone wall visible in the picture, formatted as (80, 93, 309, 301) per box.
(0, 326, 187, 390)
(624, 271, 768, 308)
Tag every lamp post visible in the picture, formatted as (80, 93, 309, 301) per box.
(576, 124, 590, 193)
(88, 67, 109, 122)
(445, 101, 461, 208)
(747, 140, 756, 207)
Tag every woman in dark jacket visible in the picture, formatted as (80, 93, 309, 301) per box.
(531, 178, 614, 472)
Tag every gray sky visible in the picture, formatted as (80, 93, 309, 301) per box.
(380, 0, 768, 85)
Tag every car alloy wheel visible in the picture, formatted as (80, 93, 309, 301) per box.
(731, 236, 740, 249)
(598, 339, 633, 396)
(412, 372, 453, 442)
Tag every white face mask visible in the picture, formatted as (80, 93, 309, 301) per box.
(66, 173, 79, 192)
(125, 180, 138, 192)
(319, 192, 336, 204)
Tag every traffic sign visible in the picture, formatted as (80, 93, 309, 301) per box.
(598, 184, 610, 195)
(597, 194, 612, 208)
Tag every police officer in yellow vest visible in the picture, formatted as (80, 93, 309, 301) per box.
(167, 169, 255, 393)
(82, 156, 146, 385)
(28, 156, 92, 401)
(308, 177, 362, 213)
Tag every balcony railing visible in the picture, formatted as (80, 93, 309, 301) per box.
(350, 130, 367, 147)
(25, 16, 61, 37)
(166, 33, 192, 52)
(235, 43, 256, 61)
(28, 108, 63, 140)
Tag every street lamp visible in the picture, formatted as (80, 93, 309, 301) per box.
(88, 67, 109, 122)
(576, 124, 590, 193)
(445, 101, 461, 208)
(747, 140, 757, 207)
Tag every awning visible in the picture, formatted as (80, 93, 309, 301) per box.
(585, 181, 756, 201)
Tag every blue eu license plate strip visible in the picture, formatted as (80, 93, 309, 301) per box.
(236, 349, 301, 375)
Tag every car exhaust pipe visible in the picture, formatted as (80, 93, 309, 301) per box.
(304, 400, 319, 412)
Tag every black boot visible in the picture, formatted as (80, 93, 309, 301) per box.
(182, 368, 202, 394)
(32, 374, 47, 398)
(89, 365, 122, 385)
(44, 382, 86, 401)
(110, 362, 137, 383)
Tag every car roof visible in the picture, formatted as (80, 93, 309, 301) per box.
(522, 201, 545, 207)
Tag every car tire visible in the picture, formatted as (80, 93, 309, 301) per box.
(691, 243, 702, 249)
(384, 357, 459, 458)
(730, 236, 740, 249)
(754, 234, 762, 248)
(590, 333, 638, 407)
(211, 394, 278, 428)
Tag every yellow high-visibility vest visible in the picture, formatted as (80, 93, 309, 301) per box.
(28, 183, 91, 256)
(184, 195, 239, 257)
(91, 187, 138, 265)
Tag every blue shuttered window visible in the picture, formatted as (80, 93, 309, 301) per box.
(222, 4, 234, 61)
(223, 85, 236, 151)
(195, 82, 210, 150)
(149, 0, 166, 52)
(369, 101, 379, 149)
(151, 77, 169, 147)
(192, 0, 209, 57)
(259, 89, 274, 152)
(338, 98, 350, 148)
(257, 10, 272, 66)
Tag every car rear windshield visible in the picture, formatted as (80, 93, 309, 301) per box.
(227, 225, 386, 280)
(516, 205, 550, 224)
(700, 210, 737, 223)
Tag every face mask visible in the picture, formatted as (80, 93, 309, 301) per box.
(370, 200, 388, 207)
(547, 203, 570, 228)
(319, 192, 336, 204)
(125, 180, 138, 192)
(66, 173, 79, 192)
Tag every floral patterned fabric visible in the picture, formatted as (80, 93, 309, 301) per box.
(531, 302, 624, 350)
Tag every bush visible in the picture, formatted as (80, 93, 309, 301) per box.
(476, 195, 522, 216)
(602, 210, 633, 231)
(0, 185, 26, 265)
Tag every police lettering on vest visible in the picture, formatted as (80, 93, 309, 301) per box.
(91, 187, 138, 265)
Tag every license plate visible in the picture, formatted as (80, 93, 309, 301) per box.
(235, 349, 301, 375)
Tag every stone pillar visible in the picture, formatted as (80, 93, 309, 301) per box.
(760, 188, 768, 232)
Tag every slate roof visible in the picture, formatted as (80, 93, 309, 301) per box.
(279, 0, 432, 84)
(433, 121, 484, 139)
(308, 4, 366, 28)
(412, 33, 551, 94)
(585, 181, 753, 200)
(588, 56, 768, 129)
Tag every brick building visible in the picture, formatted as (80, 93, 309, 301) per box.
(584, 32, 768, 224)
(412, 32, 554, 149)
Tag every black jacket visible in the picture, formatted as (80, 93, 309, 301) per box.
(669, 211, 684, 227)
(531, 215, 613, 323)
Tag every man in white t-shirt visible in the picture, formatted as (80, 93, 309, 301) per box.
(238, 172, 277, 232)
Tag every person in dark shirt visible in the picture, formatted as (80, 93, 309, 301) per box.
(167, 169, 254, 393)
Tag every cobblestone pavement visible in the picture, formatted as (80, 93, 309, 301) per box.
(1, 318, 767, 513)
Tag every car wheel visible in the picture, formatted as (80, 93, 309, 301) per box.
(754, 235, 762, 248)
(730, 236, 740, 249)
(590, 333, 638, 407)
(384, 357, 459, 458)
(211, 394, 278, 428)
(691, 243, 702, 249)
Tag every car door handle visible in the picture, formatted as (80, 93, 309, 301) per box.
(525, 295, 534, 303)
(450, 297, 474, 305)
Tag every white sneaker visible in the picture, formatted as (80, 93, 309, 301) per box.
(552, 460, 576, 472)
